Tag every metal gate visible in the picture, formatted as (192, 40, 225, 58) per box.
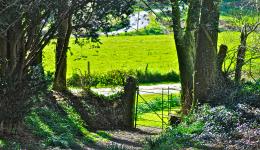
(134, 86, 180, 130)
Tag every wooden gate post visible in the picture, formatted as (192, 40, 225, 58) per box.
(123, 76, 137, 128)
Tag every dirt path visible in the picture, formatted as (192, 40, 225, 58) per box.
(84, 127, 161, 150)
(104, 127, 161, 149)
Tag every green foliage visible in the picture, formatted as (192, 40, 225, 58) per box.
(136, 70, 179, 84)
(242, 79, 260, 94)
(68, 70, 132, 87)
(107, 19, 130, 32)
(144, 119, 204, 150)
(87, 89, 124, 102)
(0, 139, 5, 148)
(144, 105, 231, 149)
(0, 141, 23, 150)
(145, 101, 260, 149)
(229, 79, 260, 106)
(221, 0, 258, 17)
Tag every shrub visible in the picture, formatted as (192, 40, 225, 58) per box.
(136, 70, 179, 84)
(67, 70, 180, 87)
(68, 70, 132, 88)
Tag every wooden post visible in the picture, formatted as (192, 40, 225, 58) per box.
(168, 87, 170, 117)
(135, 88, 139, 128)
(162, 89, 164, 129)
(124, 76, 137, 128)
(87, 61, 90, 75)
(145, 64, 149, 74)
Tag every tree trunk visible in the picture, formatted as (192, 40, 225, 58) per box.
(217, 44, 228, 80)
(0, 32, 7, 76)
(194, 0, 220, 103)
(53, 14, 72, 91)
(0, 23, 25, 133)
(235, 25, 247, 83)
(30, 11, 44, 71)
(171, 0, 200, 114)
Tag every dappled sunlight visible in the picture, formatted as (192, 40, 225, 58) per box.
(25, 92, 111, 149)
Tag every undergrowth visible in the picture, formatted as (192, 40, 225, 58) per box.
(145, 93, 260, 149)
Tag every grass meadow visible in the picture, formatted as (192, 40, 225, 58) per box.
(43, 31, 260, 81)
(136, 94, 181, 128)
(43, 35, 178, 78)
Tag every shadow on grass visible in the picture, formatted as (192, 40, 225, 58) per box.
(96, 131, 112, 140)
(25, 91, 107, 149)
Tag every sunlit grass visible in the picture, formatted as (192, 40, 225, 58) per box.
(43, 34, 178, 78)
(218, 32, 260, 78)
(136, 94, 181, 128)
(139, 93, 180, 102)
(137, 109, 180, 128)
(43, 32, 259, 80)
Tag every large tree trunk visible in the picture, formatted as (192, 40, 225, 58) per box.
(194, 0, 220, 103)
(0, 32, 7, 76)
(53, 14, 72, 91)
(30, 12, 43, 69)
(171, 0, 200, 114)
(0, 0, 73, 133)
(0, 23, 25, 133)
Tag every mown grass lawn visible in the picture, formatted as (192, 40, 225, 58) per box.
(43, 32, 259, 79)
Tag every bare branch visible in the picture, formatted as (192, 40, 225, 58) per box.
(247, 22, 260, 36)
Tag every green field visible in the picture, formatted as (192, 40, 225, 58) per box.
(43, 32, 259, 79)
(43, 35, 178, 78)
